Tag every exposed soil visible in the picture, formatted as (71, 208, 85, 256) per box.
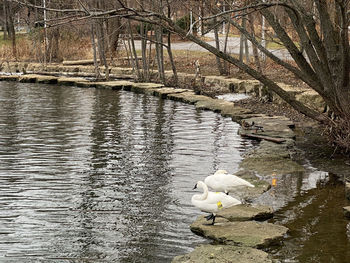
(234, 97, 315, 127)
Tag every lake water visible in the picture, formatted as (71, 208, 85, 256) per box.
(0, 82, 251, 262)
(1, 81, 349, 263)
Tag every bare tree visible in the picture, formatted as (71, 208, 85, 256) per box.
(121, 0, 349, 148)
(11, 0, 350, 149)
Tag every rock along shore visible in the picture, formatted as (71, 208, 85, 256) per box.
(0, 62, 308, 262)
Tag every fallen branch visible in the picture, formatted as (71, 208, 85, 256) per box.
(240, 133, 286, 144)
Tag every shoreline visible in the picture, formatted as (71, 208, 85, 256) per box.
(0, 68, 300, 262)
(2, 67, 349, 262)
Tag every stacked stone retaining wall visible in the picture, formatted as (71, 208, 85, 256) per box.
(1, 62, 325, 112)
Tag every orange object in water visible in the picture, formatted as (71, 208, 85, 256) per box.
(272, 178, 277, 186)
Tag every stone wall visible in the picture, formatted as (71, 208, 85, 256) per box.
(1, 61, 325, 112)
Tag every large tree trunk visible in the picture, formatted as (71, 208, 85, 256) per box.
(4, 0, 16, 59)
(108, 17, 121, 56)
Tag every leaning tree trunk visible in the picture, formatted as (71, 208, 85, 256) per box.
(158, 15, 327, 123)
(128, 0, 349, 149)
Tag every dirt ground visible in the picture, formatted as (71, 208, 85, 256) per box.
(234, 97, 315, 127)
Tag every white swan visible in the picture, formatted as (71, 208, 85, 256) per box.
(204, 169, 255, 194)
(191, 181, 241, 225)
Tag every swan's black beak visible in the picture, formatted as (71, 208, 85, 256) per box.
(192, 183, 197, 190)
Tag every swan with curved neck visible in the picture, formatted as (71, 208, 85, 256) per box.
(191, 181, 241, 225)
(204, 169, 255, 195)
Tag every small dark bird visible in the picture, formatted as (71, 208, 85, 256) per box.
(241, 120, 264, 133)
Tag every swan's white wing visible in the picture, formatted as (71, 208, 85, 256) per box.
(192, 194, 221, 213)
(214, 169, 228, 175)
(191, 188, 241, 214)
(204, 175, 225, 192)
(217, 173, 255, 188)
(207, 191, 241, 208)
(205, 173, 254, 193)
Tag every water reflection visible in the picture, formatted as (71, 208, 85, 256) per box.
(263, 169, 350, 263)
(0, 82, 250, 262)
(244, 147, 350, 263)
(275, 177, 350, 262)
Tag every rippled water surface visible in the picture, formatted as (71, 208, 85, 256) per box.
(0, 82, 251, 262)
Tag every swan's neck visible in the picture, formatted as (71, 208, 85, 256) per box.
(198, 183, 208, 200)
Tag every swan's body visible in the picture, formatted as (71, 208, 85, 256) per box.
(191, 181, 241, 224)
(204, 169, 255, 194)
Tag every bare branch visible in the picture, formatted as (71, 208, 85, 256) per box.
(76, 0, 90, 15)
(12, 0, 86, 14)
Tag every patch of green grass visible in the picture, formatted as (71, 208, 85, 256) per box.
(0, 37, 12, 47)
(255, 36, 301, 50)
(266, 41, 286, 50)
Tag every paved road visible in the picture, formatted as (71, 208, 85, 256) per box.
(133, 33, 293, 61)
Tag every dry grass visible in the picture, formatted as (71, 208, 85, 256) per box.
(59, 35, 91, 61)
(324, 118, 350, 154)
(0, 32, 305, 88)
(0, 33, 91, 62)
